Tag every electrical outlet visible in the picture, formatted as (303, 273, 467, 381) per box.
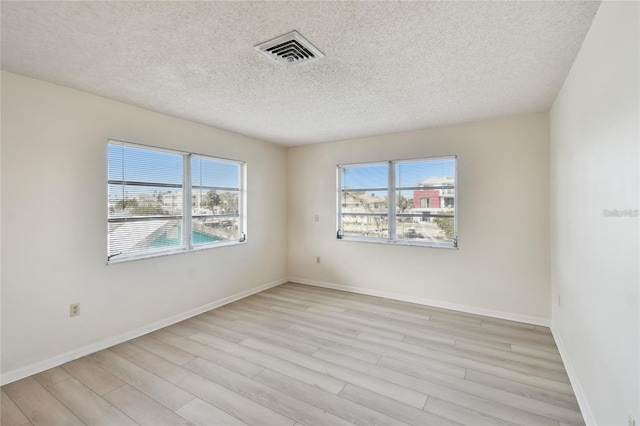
(314, 214, 319, 222)
(629, 413, 636, 426)
(316, 256, 321, 264)
(70, 303, 80, 317)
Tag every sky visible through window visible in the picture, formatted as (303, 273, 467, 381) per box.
(341, 158, 455, 198)
(191, 157, 239, 189)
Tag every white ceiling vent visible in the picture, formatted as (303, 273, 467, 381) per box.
(255, 31, 324, 67)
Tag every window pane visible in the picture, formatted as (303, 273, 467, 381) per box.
(192, 216, 240, 244)
(340, 163, 389, 239)
(191, 156, 242, 246)
(395, 159, 455, 244)
(108, 142, 185, 259)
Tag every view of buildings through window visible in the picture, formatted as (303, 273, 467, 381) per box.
(338, 157, 456, 247)
(107, 141, 244, 261)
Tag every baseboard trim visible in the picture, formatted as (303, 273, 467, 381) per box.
(288, 277, 550, 327)
(550, 323, 595, 426)
(0, 278, 287, 386)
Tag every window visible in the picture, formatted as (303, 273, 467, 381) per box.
(338, 156, 456, 248)
(107, 141, 245, 262)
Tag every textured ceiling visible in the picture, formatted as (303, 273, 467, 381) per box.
(1, 1, 600, 146)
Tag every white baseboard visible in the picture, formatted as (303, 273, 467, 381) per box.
(0, 278, 287, 386)
(550, 323, 595, 426)
(288, 277, 550, 327)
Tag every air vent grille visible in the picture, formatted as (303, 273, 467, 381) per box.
(256, 31, 324, 67)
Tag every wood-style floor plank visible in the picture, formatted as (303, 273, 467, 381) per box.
(464, 369, 580, 411)
(424, 396, 517, 426)
(184, 357, 355, 426)
(211, 307, 382, 363)
(253, 368, 407, 426)
(317, 348, 561, 425)
(45, 377, 137, 425)
(269, 303, 407, 342)
(377, 356, 582, 424)
(338, 383, 460, 426)
(453, 339, 565, 370)
(1, 282, 584, 426)
(290, 322, 468, 378)
(175, 398, 248, 426)
(231, 299, 465, 375)
(32, 367, 71, 388)
(130, 334, 197, 366)
(3, 377, 84, 426)
(184, 316, 248, 343)
(1, 389, 31, 426)
(400, 334, 569, 382)
(199, 311, 320, 355)
(512, 343, 564, 360)
(265, 289, 521, 350)
(118, 346, 296, 426)
(188, 330, 347, 394)
(90, 348, 195, 411)
(102, 384, 193, 426)
(62, 357, 125, 396)
(240, 336, 427, 408)
(148, 329, 264, 378)
(259, 292, 457, 345)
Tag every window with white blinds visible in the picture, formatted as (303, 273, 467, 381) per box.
(107, 141, 245, 263)
(337, 156, 457, 248)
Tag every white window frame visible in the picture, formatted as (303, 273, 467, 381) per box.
(107, 140, 246, 264)
(337, 156, 458, 249)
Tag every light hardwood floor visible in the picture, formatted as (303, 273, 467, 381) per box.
(1, 282, 584, 426)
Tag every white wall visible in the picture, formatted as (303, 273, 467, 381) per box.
(0, 72, 288, 380)
(550, 2, 639, 425)
(288, 113, 551, 322)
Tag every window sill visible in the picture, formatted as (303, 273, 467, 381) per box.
(107, 240, 246, 265)
(337, 236, 457, 250)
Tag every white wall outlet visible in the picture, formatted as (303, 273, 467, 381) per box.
(316, 256, 321, 264)
(70, 303, 80, 317)
(314, 214, 319, 222)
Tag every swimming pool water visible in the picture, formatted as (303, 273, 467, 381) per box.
(149, 227, 221, 248)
